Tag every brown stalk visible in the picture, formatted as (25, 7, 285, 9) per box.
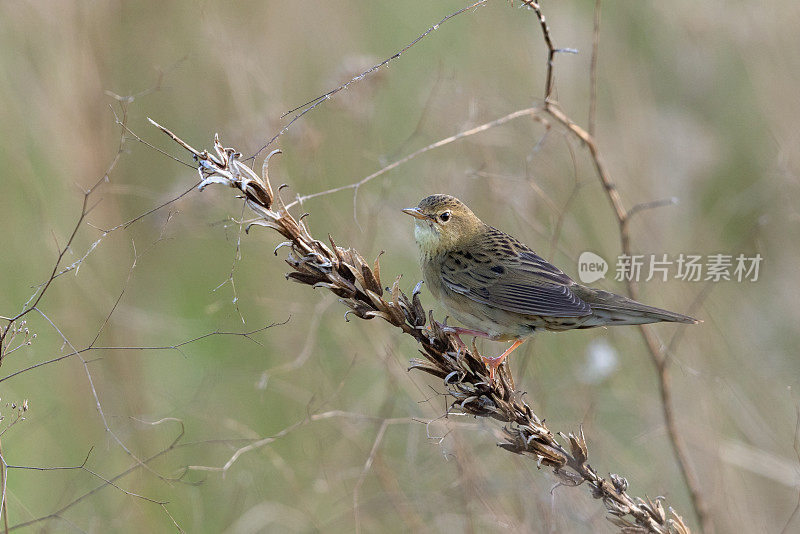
(519, 1, 712, 532)
(150, 119, 691, 534)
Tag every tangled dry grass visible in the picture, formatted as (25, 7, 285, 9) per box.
(151, 119, 691, 534)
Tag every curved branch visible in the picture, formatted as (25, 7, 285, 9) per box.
(521, 2, 712, 531)
(151, 122, 692, 534)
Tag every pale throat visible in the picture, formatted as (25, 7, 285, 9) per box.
(414, 220, 442, 257)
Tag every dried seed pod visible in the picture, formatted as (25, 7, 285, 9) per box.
(152, 125, 694, 534)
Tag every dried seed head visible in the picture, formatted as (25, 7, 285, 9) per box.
(154, 126, 693, 534)
(611, 473, 629, 493)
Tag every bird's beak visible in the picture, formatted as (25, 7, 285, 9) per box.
(402, 207, 433, 221)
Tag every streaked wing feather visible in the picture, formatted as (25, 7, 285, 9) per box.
(440, 232, 591, 317)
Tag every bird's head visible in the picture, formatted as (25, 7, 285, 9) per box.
(403, 194, 484, 256)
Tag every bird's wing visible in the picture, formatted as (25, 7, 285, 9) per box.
(439, 233, 591, 317)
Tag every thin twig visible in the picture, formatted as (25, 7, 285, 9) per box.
(7, 424, 193, 531)
(7, 451, 167, 506)
(0, 101, 171, 364)
(521, 2, 712, 532)
(33, 307, 170, 483)
(0, 321, 287, 385)
(0, 439, 8, 534)
(285, 107, 546, 224)
(1, 81, 211, 533)
(354, 419, 390, 534)
(779, 406, 800, 534)
(187, 411, 408, 475)
(10, 409, 402, 532)
(588, 0, 602, 137)
(250, 0, 491, 160)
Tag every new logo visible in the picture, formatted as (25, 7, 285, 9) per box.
(577, 251, 608, 283)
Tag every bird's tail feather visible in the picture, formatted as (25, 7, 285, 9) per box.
(575, 287, 699, 326)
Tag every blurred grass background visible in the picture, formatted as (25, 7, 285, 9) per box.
(1, 1, 799, 532)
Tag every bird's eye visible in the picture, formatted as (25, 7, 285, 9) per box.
(439, 211, 451, 223)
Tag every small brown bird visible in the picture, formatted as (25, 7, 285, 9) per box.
(403, 194, 698, 379)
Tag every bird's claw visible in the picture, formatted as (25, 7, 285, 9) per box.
(437, 323, 491, 358)
(481, 339, 525, 381)
(482, 354, 504, 380)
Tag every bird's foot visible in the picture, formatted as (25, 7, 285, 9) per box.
(482, 339, 525, 381)
(438, 323, 491, 339)
(437, 323, 491, 355)
(482, 355, 504, 381)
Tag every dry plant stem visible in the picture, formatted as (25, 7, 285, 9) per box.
(589, 0, 602, 137)
(5, 448, 167, 507)
(0, 439, 8, 534)
(10, 411, 399, 531)
(284, 107, 545, 220)
(0, 186, 98, 365)
(0, 101, 135, 366)
(151, 121, 691, 534)
(0, 101, 193, 532)
(7, 417, 190, 532)
(252, 0, 490, 160)
(522, 2, 712, 532)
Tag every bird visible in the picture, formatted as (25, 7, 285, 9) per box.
(402, 194, 699, 380)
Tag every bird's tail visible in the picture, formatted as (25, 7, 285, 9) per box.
(574, 286, 699, 327)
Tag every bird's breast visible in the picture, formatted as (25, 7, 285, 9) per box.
(420, 254, 445, 300)
(422, 254, 538, 341)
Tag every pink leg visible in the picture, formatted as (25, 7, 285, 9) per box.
(484, 339, 525, 380)
(437, 323, 492, 353)
(440, 325, 492, 339)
